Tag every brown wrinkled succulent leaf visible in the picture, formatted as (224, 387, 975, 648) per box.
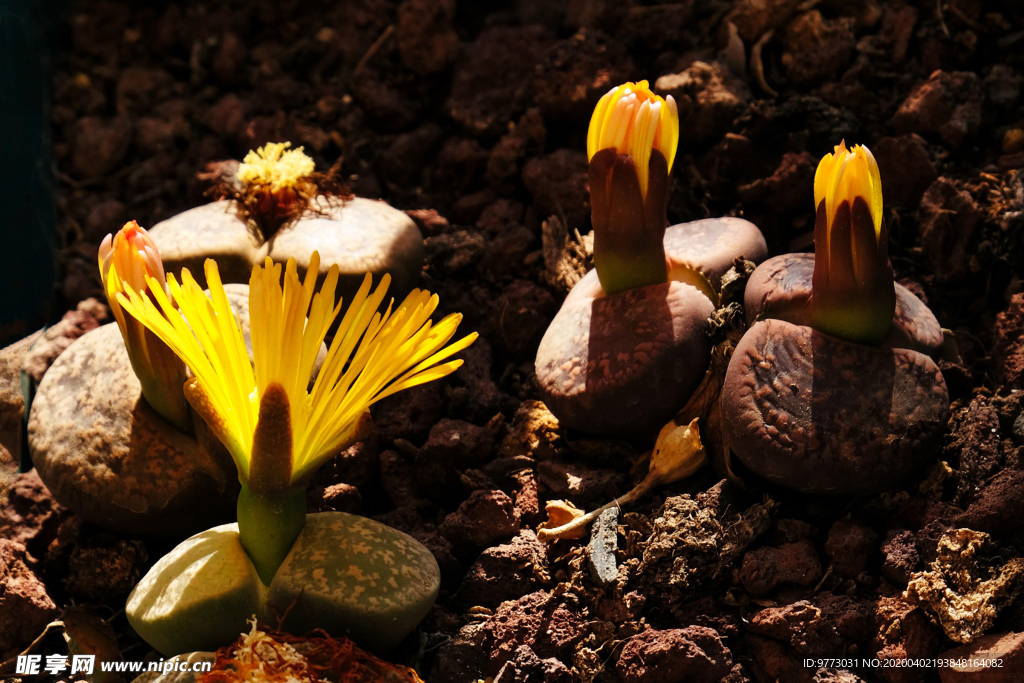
(535, 272, 714, 437)
(744, 253, 944, 357)
(722, 318, 949, 495)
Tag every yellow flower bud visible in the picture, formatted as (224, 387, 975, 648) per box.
(98, 221, 191, 431)
(811, 141, 895, 345)
(587, 81, 679, 199)
(586, 82, 680, 295)
(813, 140, 883, 254)
(98, 220, 168, 297)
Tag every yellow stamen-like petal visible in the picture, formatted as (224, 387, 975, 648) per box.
(117, 252, 475, 487)
(657, 95, 679, 173)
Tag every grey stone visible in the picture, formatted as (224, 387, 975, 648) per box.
(588, 507, 619, 588)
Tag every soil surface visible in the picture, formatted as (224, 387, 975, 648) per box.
(4, 1, 1024, 682)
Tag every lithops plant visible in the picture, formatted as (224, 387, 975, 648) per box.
(722, 142, 950, 495)
(535, 81, 767, 438)
(118, 251, 476, 655)
(28, 222, 239, 534)
(147, 142, 424, 305)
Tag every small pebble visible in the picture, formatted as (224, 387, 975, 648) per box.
(588, 507, 619, 588)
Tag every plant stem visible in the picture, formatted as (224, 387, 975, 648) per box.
(237, 484, 306, 586)
(589, 149, 670, 296)
(537, 482, 651, 542)
(127, 324, 193, 434)
(138, 373, 192, 434)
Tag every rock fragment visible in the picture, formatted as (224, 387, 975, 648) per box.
(939, 631, 1024, 683)
(616, 626, 733, 683)
(457, 530, 548, 608)
(438, 489, 520, 553)
(0, 540, 58, 657)
(905, 528, 1024, 643)
(588, 507, 619, 588)
(893, 71, 983, 148)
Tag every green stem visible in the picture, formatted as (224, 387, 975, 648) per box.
(589, 148, 670, 297)
(237, 483, 306, 586)
(594, 248, 668, 296)
(126, 325, 193, 434)
(137, 373, 192, 434)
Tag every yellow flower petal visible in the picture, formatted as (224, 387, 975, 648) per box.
(586, 81, 679, 197)
(814, 140, 884, 245)
(118, 251, 475, 487)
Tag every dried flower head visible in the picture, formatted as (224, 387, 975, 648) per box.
(236, 143, 316, 194)
(202, 142, 350, 237)
(199, 618, 425, 683)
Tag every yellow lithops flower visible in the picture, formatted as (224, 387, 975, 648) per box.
(810, 141, 895, 346)
(236, 142, 316, 192)
(99, 221, 191, 431)
(586, 81, 680, 295)
(115, 252, 477, 486)
(813, 140, 883, 242)
(115, 250, 476, 582)
(587, 81, 679, 198)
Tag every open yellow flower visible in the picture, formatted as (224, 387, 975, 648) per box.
(585, 81, 680, 295)
(811, 141, 895, 345)
(113, 251, 477, 581)
(115, 251, 475, 485)
(99, 221, 191, 431)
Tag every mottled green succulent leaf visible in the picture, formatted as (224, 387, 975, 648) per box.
(267, 512, 440, 653)
(126, 513, 439, 657)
